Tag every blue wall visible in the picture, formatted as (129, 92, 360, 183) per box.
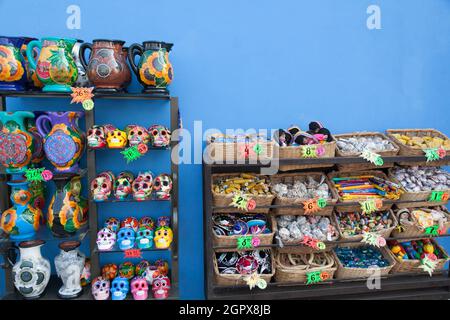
(1, 0, 450, 299)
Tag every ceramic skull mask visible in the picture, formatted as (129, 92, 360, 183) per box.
(120, 217, 139, 232)
(153, 174, 172, 200)
(152, 275, 171, 299)
(132, 178, 153, 201)
(87, 125, 106, 149)
(106, 129, 127, 148)
(91, 276, 110, 300)
(126, 125, 150, 147)
(90, 174, 113, 201)
(104, 217, 120, 233)
(131, 276, 148, 300)
(117, 227, 136, 250)
(154, 226, 173, 249)
(96, 227, 116, 251)
(136, 226, 154, 249)
(149, 125, 171, 148)
(114, 171, 134, 200)
(111, 277, 129, 300)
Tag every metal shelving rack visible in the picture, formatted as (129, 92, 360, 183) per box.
(203, 155, 450, 300)
(0, 91, 179, 300)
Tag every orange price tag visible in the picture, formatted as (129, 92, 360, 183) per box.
(123, 249, 142, 259)
(442, 193, 449, 201)
(70, 87, 94, 104)
(303, 199, 320, 214)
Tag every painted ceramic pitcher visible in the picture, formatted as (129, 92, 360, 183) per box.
(0, 111, 35, 173)
(54, 241, 86, 299)
(47, 175, 87, 237)
(26, 37, 78, 92)
(11, 240, 50, 299)
(20, 37, 43, 90)
(0, 36, 30, 91)
(0, 179, 42, 240)
(72, 39, 90, 87)
(79, 39, 131, 92)
(36, 111, 85, 173)
(128, 41, 173, 94)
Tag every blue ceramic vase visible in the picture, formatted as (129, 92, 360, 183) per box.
(0, 36, 29, 91)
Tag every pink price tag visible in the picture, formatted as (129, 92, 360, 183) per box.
(41, 170, 53, 181)
(251, 237, 261, 248)
(377, 236, 386, 247)
(316, 145, 325, 157)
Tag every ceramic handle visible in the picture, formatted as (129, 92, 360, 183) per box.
(78, 42, 92, 71)
(6, 245, 19, 266)
(36, 114, 52, 137)
(127, 43, 144, 76)
(26, 40, 41, 71)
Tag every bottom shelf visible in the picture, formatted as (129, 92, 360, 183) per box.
(2, 276, 179, 301)
(208, 271, 450, 300)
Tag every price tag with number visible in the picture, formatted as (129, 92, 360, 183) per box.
(303, 198, 327, 214)
(306, 270, 330, 285)
(419, 254, 438, 276)
(124, 249, 142, 259)
(360, 149, 384, 166)
(231, 194, 256, 212)
(360, 199, 382, 214)
(236, 236, 260, 250)
(25, 168, 53, 182)
(429, 191, 449, 202)
(302, 236, 326, 250)
(361, 232, 386, 247)
(424, 147, 446, 162)
(70, 87, 95, 110)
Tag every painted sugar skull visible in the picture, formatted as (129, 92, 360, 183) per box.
(106, 129, 127, 148)
(142, 266, 159, 285)
(139, 216, 155, 229)
(131, 276, 148, 300)
(111, 277, 129, 300)
(153, 174, 172, 200)
(152, 275, 171, 300)
(126, 125, 150, 147)
(155, 259, 169, 276)
(135, 260, 151, 277)
(120, 217, 139, 232)
(87, 125, 106, 149)
(117, 227, 136, 250)
(157, 216, 170, 227)
(90, 171, 115, 202)
(149, 124, 171, 148)
(136, 226, 154, 249)
(101, 263, 118, 281)
(132, 178, 153, 201)
(154, 226, 173, 249)
(104, 217, 120, 232)
(118, 261, 135, 279)
(96, 227, 116, 251)
(91, 276, 110, 300)
(114, 171, 134, 200)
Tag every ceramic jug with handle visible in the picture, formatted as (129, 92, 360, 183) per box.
(79, 39, 130, 92)
(36, 111, 85, 173)
(128, 41, 173, 95)
(0, 36, 30, 91)
(26, 37, 78, 92)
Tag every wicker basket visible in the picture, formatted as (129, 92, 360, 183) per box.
(274, 251, 337, 283)
(327, 170, 395, 213)
(272, 215, 339, 254)
(274, 139, 336, 172)
(387, 168, 450, 209)
(206, 134, 274, 163)
(212, 173, 275, 214)
(270, 172, 338, 216)
(213, 251, 275, 286)
(212, 215, 275, 251)
(332, 244, 396, 280)
(332, 209, 398, 242)
(391, 206, 450, 238)
(335, 132, 400, 171)
(386, 239, 449, 274)
(386, 129, 450, 167)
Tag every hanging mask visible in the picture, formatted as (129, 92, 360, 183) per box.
(90, 171, 115, 202)
(106, 129, 128, 148)
(153, 174, 172, 200)
(120, 217, 139, 232)
(139, 216, 155, 229)
(131, 276, 148, 300)
(91, 276, 110, 300)
(101, 263, 118, 281)
(132, 179, 153, 201)
(154, 226, 173, 249)
(87, 125, 106, 149)
(96, 227, 116, 251)
(114, 171, 134, 200)
(126, 125, 150, 147)
(111, 277, 129, 300)
(136, 226, 154, 249)
(149, 125, 171, 148)
(142, 266, 159, 285)
(117, 227, 136, 250)
(152, 275, 171, 300)
(118, 261, 135, 279)
(135, 260, 151, 277)
(104, 217, 120, 233)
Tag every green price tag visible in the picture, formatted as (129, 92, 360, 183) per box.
(360, 149, 384, 166)
(360, 199, 377, 214)
(301, 145, 317, 158)
(316, 241, 326, 250)
(306, 271, 322, 285)
(316, 198, 327, 209)
(424, 148, 440, 162)
(419, 255, 438, 276)
(24, 168, 44, 182)
(429, 191, 448, 202)
(361, 232, 386, 247)
(253, 143, 263, 155)
(231, 194, 253, 211)
(82, 99, 94, 110)
(121, 146, 143, 163)
(237, 236, 253, 250)
(424, 225, 440, 236)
